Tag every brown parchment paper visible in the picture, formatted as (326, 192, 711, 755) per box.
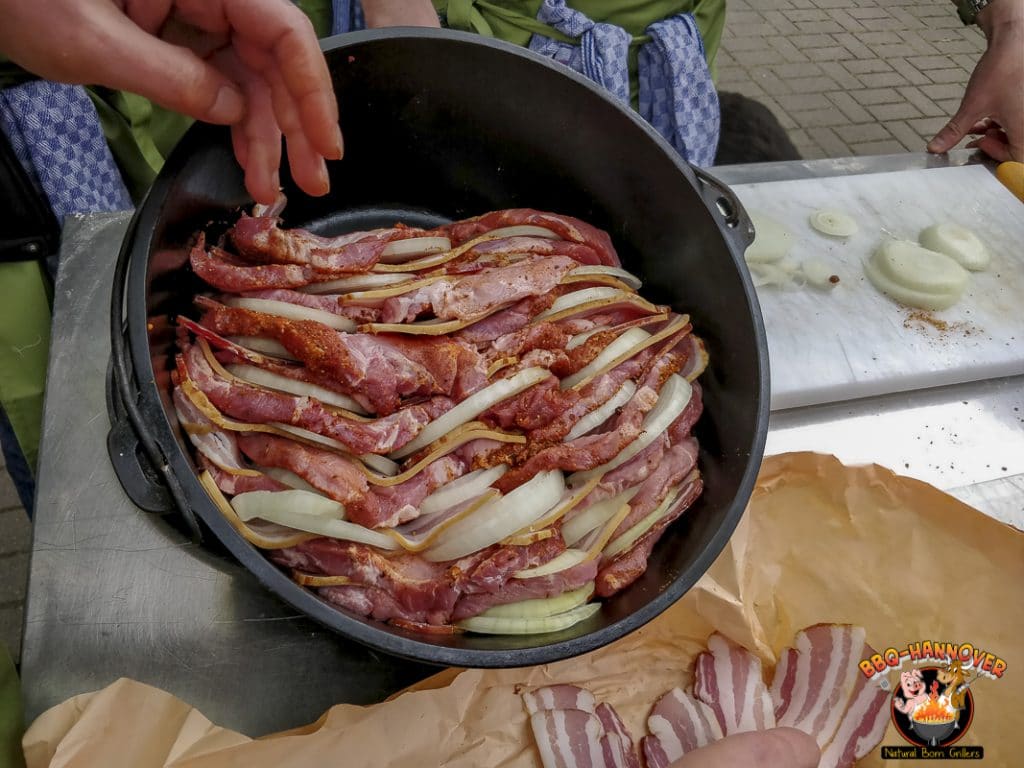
(24, 453, 1024, 768)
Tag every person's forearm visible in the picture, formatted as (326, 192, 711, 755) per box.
(361, 0, 440, 28)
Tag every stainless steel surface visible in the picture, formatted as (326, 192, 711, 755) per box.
(20, 214, 435, 735)
(21, 153, 1023, 735)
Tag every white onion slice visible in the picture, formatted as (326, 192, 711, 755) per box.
(603, 487, 681, 560)
(562, 488, 640, 546)
(566, 327, 602, 351)
(231, 491, 398, 550)
(513, 548, 589, 579)
(267, 422, 348, 452)
(865, 240, 968, 310)
(224, 297, 356, 331)
(360, 453, 400, 477)
(227, 364, 366, 414)
(232, 489, 344, 519)
(378, 236, 451, 264)
(483, 225, 560, 240)
(534, 287, 627, 322)
(478, 582, 595, 619)
(258, 466, 322, 494)
(809, 209, 858, 238)
(423, 470, 564, 562)
(569, 265, 641, 290)
(919, 223, 990, 271)
(418, 465, 508, 517)
(561, 328, 651, 390)
(746, 214, 793, 263)
(457, 602, 600, 635)
(569, 374, 692, 486)
(226, 337, 297, 360)
(390, 367, 550, 459)
(300, 273, 414, 295)
(563, 380, 637, 441)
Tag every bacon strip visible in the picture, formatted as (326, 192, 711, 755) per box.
(181, 343, 431, 455)
(230, 216, 418, 272)
(642, 688, 724, 768)
(446, 209, 620, 266)
(196, 299, 486, 414)
(191, 238, 319, 291)
(818, 644, 890, 768)
(523, 685, 639, 768)
(692, 634, 776, 735)
(450, 558, 597, 620)
(772, 624, 865, 747)
(197, 455, 285, 494)
(610, 438, 698, 539)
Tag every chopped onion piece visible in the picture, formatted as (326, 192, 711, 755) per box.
(233, 489, 345, 520)
(478, 583, 595, 619)
(226, 364, 367, 414)
(199, 470, 313, 549)
(746, 214, 793, 263)
(570, 374, 692, 486)
(300, 273, 414, 295)
(268, 422, 348, 452)
(919, 223, 990, 271)
(225, 336, 297, 360)
(513, 548, 589, 579)
(423, 470, 565, 562)
(360, 453, 400, 477)
(603, 487, 681, 560)
(809, 209, 858, 238)
(865, 240, 968, 310)
(379, 236, 451, 263)
(482, 225, 561, 239)
(582, 501, 633, 559)
(507, 476, 602, 540)
(386, 490, 499, 552)
(391, 367, 550, 459)
(418, 465, 508, 516)
(561, 328, 650, 389)
(231, 491, 398, 550)
(568, 265, 642, 290)
(564, 380, 637, 441)
(457, 602, 600, 635)
(224, 297, 355, 331)
(801, 260, 839, 290)
(562, 488, 641, 546)
(258, 466, 322, 494)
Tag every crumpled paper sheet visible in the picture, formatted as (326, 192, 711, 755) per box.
(25, 453, 1023, 768)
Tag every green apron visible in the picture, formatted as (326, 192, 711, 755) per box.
(433, 0, 726, 105)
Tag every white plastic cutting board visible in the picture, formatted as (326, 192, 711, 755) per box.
(729, 164, 1024, 410)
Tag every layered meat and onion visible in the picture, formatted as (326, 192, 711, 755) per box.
(173, 204, 709, 635)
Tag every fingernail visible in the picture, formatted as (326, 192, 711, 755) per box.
(318, 158, 330, 194)
(333, 125, 344, 160)
(210, 85, 244, 124)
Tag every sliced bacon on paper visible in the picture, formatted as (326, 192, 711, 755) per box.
(446, 209, 620, 266)
(818, 644, 890, 768)
(523, 684, 639, 768)
(642, 687, 724, 768)
(693, 634, 776, 735)
(771, 624, 865, 747)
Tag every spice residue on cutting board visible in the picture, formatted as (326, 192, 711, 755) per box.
(902, 309, 983, 339)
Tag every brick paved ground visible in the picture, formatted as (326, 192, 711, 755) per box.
(718, 0, 987, 159)
(0, 0, 992, 666)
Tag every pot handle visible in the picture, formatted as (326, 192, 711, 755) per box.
(692, 167, 755, 254)
(107, 410, 176, 514)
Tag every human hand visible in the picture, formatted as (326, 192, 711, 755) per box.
(668, 728, 820, 768)
(0, 0, 342, 204)
(363, 0, 441, 28)
(927, 0, 1024, 162)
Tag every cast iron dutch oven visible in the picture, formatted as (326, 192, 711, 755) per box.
(107, 28, 769, 668)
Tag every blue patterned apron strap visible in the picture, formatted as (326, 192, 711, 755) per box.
(0, 81, 132, 220)
(527, 0, 630, 105)
(637, 14, 720, 167)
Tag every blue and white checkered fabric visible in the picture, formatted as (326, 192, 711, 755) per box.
(528, 0, 631, 105)
(0, 81, 132, 219)
(527, 2, 719, 166)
